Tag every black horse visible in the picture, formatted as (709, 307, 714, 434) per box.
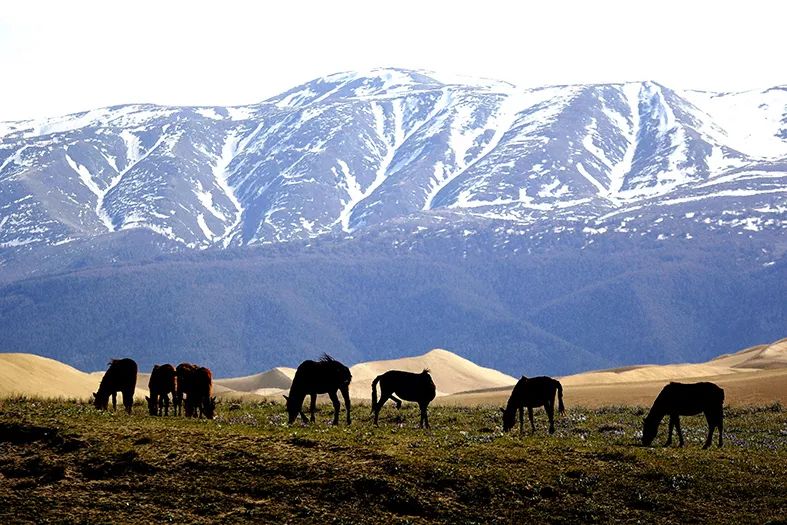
(371, 369, 436, 428)
(642, 382, 724, 449)
(502, 376, 564, 434)
(93, 358, 138, 414)
(284, 355, 352, 425)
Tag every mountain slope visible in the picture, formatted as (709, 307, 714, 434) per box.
(1, 70, 784, 255)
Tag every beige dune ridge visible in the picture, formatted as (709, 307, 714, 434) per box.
(1, 339, 785, 406)
(443, 338, 787, 407)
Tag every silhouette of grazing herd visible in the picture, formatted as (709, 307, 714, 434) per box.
(94, 359, 216, 419)
(93, 354, 726, 448)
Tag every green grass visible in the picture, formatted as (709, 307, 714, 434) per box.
(1, 398, 785, 524)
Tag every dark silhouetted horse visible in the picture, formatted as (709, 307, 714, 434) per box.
(642, 382, 724, 449)
(93, 358, 138, 414)
(189, 367, 216, 419)
(371, 369, 436, 428)
(502, 376, 564, 434)
(146, 364, 177, 416)
(174, 363, 198, 416)
(284, 355, 352, 426)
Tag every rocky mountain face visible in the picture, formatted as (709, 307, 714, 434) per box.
(0, 69, 784, 376)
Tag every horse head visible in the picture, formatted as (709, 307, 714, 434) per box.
(145, 395, 158, 416)
(93, 391, 109, 410)
(283, 394, 301, 424)
(501, 406, 517, 432)
(204, 397, 217, 419)
(641, 415, 658, 446)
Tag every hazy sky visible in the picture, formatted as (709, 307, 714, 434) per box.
(2, 0, 785, 121)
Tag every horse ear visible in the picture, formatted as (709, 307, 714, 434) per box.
(500, 408, 505, 414)
(145, 396, 150, 401)
(283, 395, 289, 401)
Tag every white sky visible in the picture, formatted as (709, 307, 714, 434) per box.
(1, 0, 786, 121)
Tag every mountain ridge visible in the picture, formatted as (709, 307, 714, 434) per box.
(1, 68, 784, 254)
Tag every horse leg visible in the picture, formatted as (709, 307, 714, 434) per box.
(547, 403, 555, 434)
(123, 390, 132, 415)
(329, 391, 341, 426)
(309, 394, 317, 423)
(391, 395, 403, 409)
(163, 394, 170, 416)
(374, 392, 392, 426)
(528, 407, 535, 433)
(111, 392, 117, 411)
(341, 386, 351, 425)
(703, 411, 716, 450)
(419, 401, 430, 429)
(518, 407, 524, 433)
(665, 415, 674, 446)
(675, 416, 684, 447)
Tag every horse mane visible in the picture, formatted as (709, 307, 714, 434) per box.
(421, 368, 431, 374)
(319, 353, 337, 364)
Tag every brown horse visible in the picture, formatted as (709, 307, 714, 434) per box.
(190, 367, 216, 419)
(642, 382, 724, 449)
(146, 364, 177, 416)
(93, 358, 138, 414)
(502, 376, 565, 434)
(174, 363, 198, 416)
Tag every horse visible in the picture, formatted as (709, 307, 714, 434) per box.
(93, 358, 138, 414)
(371, 369, 436, 428)
(145, 364, 177, 416)
(284, 354, 352, 426)
(190, 367, 216, 419)
(174, 363, 199, 416)
(502, 376, 564, 434)
(642, 382, 724, 449)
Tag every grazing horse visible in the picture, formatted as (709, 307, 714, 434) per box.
(93, 358, 138, 414)
(284, 354, 352, 426)
(371, 369, 436, 428)
(190, 367, 216, 419)
(642, 382, 724, 449)
(502, 376, 565, 434)
(146, 364, 177, 416)
(174, 363, 199, 416)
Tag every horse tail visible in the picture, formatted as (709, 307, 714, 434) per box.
(371, 375, 381, 413)
(556, 380, 565, 414)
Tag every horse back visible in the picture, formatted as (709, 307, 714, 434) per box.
(510, 376, 559, 408)
(658, 382, 724, 415)
(149, 364, 177, 393)
(380, 370, 436, 402)
(292, 359, 350, 395)
(192, 367, 213, 398)
(102, 358, 138, 393)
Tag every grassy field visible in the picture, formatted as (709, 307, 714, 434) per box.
(0, 398, 785, 524)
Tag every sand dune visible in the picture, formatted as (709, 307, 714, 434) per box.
(0, 354, 148, 401)
(443, 338, 787, 407)
(215, 367, 296, 395)
(347, 349, 516, 398)
(2, 338, 785, 406)
(214, 349, 518, 400)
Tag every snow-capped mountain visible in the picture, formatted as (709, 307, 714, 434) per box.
(0, 69, 785, 377)
(1, 68, 785, 254)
